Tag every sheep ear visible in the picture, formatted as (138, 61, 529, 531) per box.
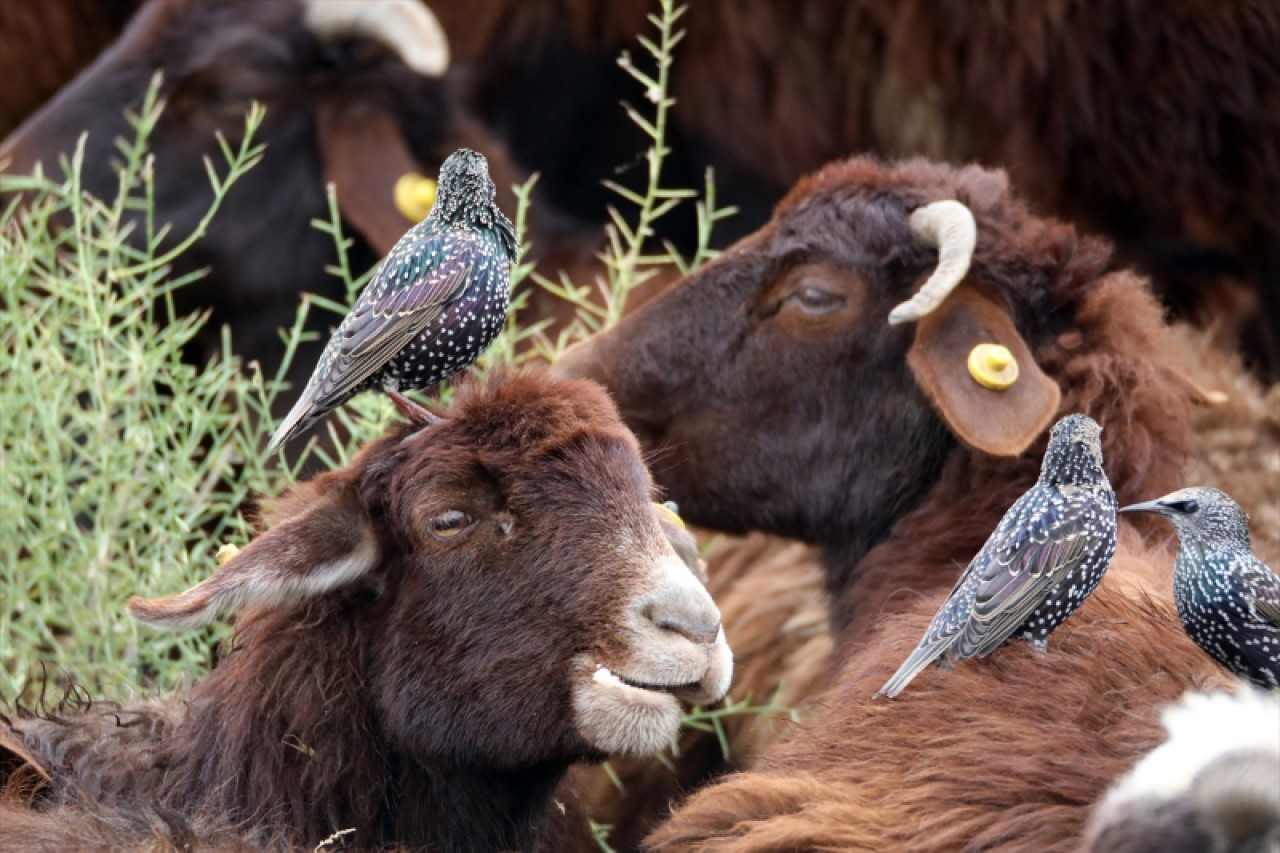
(128, 488, 377, 631)
(316, 94, 422, 254)
(654, 502, 707, 584)
(906, 286, 1060, 457)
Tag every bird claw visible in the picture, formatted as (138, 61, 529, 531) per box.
(387, 389, 443, 428)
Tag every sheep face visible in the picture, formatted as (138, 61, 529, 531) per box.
(0, 0, 470, 386)
(559, 158, 999, 547)
(558, 158, 1083, 557)
(129, 373, 732, 768)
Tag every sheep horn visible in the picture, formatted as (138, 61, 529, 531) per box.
(888, 200, 978, 325)
(303, 0, 449, 77)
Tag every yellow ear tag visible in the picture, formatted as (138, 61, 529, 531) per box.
(394, 173, 438, 222)
(215, 543, 241, 565)
(653, 501, 686, 530)
(967, 343, 1019, 390)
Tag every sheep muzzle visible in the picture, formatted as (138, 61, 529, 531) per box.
(571, 547, 733, 756)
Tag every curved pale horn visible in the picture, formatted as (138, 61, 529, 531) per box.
(887, 200, 977, 325)
(303, 0, 449, 77)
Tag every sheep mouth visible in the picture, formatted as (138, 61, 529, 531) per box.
(596, 665, 702, 696)
(572, 649, 732, 756)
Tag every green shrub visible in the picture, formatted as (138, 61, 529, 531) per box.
(1, 85, 273, 697)
(0, 0, 738, 706)
(0, 5, 799, 847)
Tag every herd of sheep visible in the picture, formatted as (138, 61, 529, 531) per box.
(2, 1, 1279, 851)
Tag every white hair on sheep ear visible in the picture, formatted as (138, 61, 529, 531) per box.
(129, 500, 378, 632)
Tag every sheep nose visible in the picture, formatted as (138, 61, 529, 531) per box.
(644, 567, 722, 648)
(655, 612, 721, 646)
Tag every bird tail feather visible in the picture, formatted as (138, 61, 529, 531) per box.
(876, 639, 952, 699)
(266, 390, 318, 453)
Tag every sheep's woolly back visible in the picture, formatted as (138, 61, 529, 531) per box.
(0, 0, 141, 135)
(646, 547, 1232, 853)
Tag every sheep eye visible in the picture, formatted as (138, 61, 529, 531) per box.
(788, 284, 844, 315)
(429, 510, 473, 541)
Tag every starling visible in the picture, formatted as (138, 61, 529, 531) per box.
(267, 148, 516, 451)
(877, 413, 1118, 699)
(1120, 487, 1280, 689)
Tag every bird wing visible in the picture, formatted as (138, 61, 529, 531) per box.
(956, 493, 1099, 658)
(1243, 558, 1280, 628)
(319, 229, 484, 403)
(876, 487, 1112, 700)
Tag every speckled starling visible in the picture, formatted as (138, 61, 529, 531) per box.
(877, 413, 1118, 699)
(1121, 487, 1280, 689)
(267, 148, 516, 451)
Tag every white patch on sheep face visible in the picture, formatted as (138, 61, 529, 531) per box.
(571, 658, 684, 756)
(571, 529, 733, 755)
(1103, 685, 1280, 805)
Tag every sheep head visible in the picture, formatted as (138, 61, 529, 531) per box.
(555, 157, 1132, 550)
(129, 372, 732, 766)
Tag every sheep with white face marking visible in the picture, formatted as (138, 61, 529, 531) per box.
(0, 372, 732, 853)
(1084, 686, 1280, 853)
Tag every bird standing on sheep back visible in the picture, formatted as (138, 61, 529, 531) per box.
(877, 413, 1118, 698)
(268, 147, 516, 451)
(1121, 487, 1280, 689)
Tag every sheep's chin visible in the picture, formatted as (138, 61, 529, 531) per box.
(571, 660, 684, 756)
(571, 627, 735, 755)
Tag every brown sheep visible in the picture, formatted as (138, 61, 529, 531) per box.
(432, 0, 1280, 373)
(577, 334, 1280, 851)
(0, 0, 602, 443)
(0, 372, 733, 852)
(578, 349, 1280, 851)
(559, 156, 1235, 850)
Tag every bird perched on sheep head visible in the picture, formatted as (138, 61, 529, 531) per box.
(269, 147, 517, 451)
(877, 413, 1118, 698)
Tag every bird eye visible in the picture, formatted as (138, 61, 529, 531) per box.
(787, 284, 844, 315)
(1182, 500, 1199, 514)
(429, 510, 474, 541)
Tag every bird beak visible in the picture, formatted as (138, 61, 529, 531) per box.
(1119, 499, 1168, 516)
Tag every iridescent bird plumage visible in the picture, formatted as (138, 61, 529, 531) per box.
(268, 148, 516, 451)
(877, 413, 1118, 699)
(1121, 486, 1280, 689)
